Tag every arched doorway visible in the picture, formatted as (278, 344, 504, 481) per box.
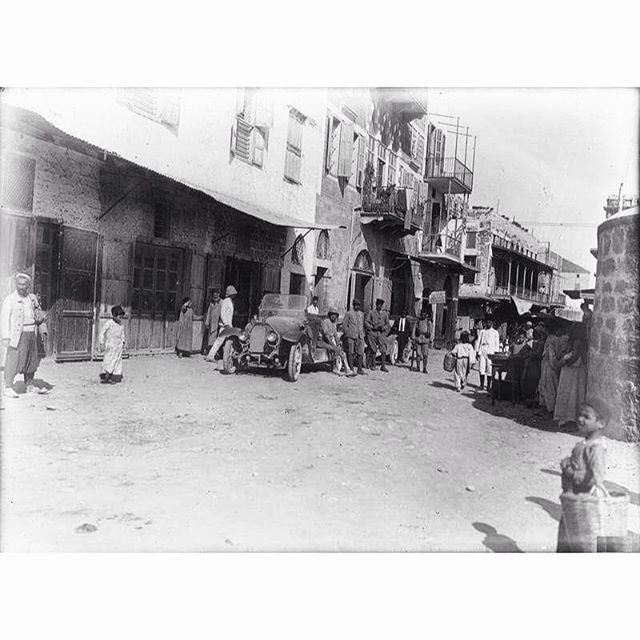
(348, 250, 374, 310)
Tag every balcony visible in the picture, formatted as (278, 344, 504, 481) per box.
(425, 156, 473, 194)
(492, 283, 551, 304)
(360, 185, 424, 235)
(421, 232, 461, 259)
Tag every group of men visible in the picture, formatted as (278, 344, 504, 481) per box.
(316, 297, 434, 377)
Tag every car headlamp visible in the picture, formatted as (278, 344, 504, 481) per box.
(266, 331, 278, 344)
(239, 331, 249, 342)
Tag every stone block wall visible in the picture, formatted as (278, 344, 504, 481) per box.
(588, 211, 639, 441)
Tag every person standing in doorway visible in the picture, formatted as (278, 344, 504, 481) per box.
(364, 298, 390, 372)
(175, 297, 194, 357)
(206, 285, 238, 362)
(1, 273, 49, 397)
(395, 309, 412, 365)
(475, 318, 500, 390)
(411, 308, 432, 373)
(203, 288, 222, 355)
(306, 295, 320, 315)
(342, 298, 367, 376)
(99, 305, 126, 383)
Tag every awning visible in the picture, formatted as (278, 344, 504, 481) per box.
(4, 102, 342, 232)
(511, 295, 534, 316)
(563, 288, 595, 302)
(418, 252, 479, 275)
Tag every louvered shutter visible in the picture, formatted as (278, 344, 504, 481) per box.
(337, 121, 354, 178)
(356, 136, 366, 187)
(234, 118, 253, 162)
(253, 128, 266, 167)
(416, 133, 425, 174)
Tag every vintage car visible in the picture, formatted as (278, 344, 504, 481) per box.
(220, 293, 338, 381)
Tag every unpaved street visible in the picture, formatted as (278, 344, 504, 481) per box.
(2, 353, 639, 552)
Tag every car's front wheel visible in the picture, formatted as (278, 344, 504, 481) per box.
(222, 339, 239, 374)
(286, 342, 302, 382)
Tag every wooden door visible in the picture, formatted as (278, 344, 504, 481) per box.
(56, 226, 101, 361)
(0, 213, 35, 300)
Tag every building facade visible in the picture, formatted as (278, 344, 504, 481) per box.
(314, 89, 475, 346)
(0, 89, 334, 359)
(457, 207, 563, 332)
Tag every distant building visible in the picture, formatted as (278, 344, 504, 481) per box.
(457, 206, 563, 332)
(557, 257, 592, 304)
(604, 194, 639, 219)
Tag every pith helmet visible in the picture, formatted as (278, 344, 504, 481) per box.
(328, 307, 339, 316)
(225, 285, 238, 296)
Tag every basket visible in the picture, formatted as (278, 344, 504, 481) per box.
(560, 491, 629, 551)
(443, 352, 456, 372)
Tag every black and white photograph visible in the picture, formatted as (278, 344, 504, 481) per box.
(1, 3, 639, 638)
(1, 86, 637, 554)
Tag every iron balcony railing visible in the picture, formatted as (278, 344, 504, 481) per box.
(425, 156, 473, 192)
(422, 232, 462, 258)
(361, 184, 424, 229)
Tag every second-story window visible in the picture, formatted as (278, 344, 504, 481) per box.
(351, 134, 365, 188)
(376, 144, 387, 190)
(284, 110, 305, 184)
(388, 151, 397, 186)
(118, 89, 180, 128)
(325, 116, 354, 179)
(232, 88, 273, 167)
(1, 152, 36, 212)
(463, 256, 478, 284)
(466, 231, 477, 249)
(154, 202, 170, 239)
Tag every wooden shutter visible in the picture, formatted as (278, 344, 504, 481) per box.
(1, 153, 36, 212)
(161, 92, 180, 127)
(356, 135, 365, 187)
(254, 91, 274, 128)
(234, 118, 253, 161)
(263, 264, 282, 294)
(284, 148, 301, 183)
(337, 121, 354, 177)
(252, 128, 266, 167)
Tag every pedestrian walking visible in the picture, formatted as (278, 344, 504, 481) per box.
(0, 272, 49, 398)
(411, 309, 432, 373)
(475, 319, 500, 390)
(206, 285, 238, 362)
(538, 322, 569, 414)
(203, 288, 222, 354)
(364, 298, 390, 372)
(99, 305, 126, 383)
(451, 331, 476, 391)
(175, 297, 194, 357)
(319, 307, 355, 376)
(342, 299, 367, 375)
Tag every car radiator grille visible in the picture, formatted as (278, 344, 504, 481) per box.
(250, 325, 267, 353)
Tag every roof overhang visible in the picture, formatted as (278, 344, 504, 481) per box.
(492, 245, 555, 271)
(418, 252, 479, 275)
(563, 288, 595, 302)
(3, 103, 341, 231)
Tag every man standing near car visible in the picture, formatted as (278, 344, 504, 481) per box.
(342, 298, 367, 376)
(205, 285, 238, 363)
(364, 298, 390, 372)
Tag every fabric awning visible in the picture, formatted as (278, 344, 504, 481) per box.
(563, 288, 595, 302)
(510, 295, 534, 316)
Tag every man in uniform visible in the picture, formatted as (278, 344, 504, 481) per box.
(1, 273, 49, 398)
(342, 299, 367, 376)
(411, 308, 433, 373)
(364, 298, 390, 372)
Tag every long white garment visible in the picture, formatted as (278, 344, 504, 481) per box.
(206, 297, 235, 361)
(475, 327, 500, 375)
(101, 319, 125, 375)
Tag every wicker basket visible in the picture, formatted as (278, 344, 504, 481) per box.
(443, 352, 456, 372)
(560, 491, 629, 551)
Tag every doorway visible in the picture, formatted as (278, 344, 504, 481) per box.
(225, 256, 263, 327)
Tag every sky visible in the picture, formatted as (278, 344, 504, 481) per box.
(427, 88, 639, 285)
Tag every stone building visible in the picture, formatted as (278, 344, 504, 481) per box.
(315, 89, 475, 346)
(457, 207, 565, 333)
(0, 89, 335, 360)
(587, 205, 639, 441)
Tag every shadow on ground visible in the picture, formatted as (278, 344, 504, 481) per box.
(12, 378, 55, 393)
(429, 381, 458, 392)
(473, 522, 523, 552)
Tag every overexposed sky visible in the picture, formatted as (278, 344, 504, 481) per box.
(428, 88, 639, 282)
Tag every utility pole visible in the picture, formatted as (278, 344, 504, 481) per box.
(618, 182, 624, 213)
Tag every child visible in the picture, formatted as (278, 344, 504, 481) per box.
(99, 305, 125, 384)
(557, 399, 611, 552)
(451, 331, 476, 391)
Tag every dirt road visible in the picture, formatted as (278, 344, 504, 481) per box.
(2, 353, 638, 552)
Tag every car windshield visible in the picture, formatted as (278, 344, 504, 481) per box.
(259, 294, 308, 318)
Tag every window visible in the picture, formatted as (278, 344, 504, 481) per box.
(351, 134, 365, 187)
(1, 153, 36, 211)
(377, 144, 387, 189)
(284, 110, 304, 184)
(291, 234, 305, 266)
(388, 151, 397, 186)
(316, 230, 330, 260)
(132, 244, 183, 318)
(463, 255, 478, 284)
(409, 127, 425, 173)
(466, 231, 477, 249)
(118, 89, 180, 127)
(353, 250, 373, 273)
(154, 203, 170, 239)
(325, 116, 354, 178)
(232, 88, 272, 167)
(289, 273, 306, 295)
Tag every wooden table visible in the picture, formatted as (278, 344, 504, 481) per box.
(489, 355, 525, 406)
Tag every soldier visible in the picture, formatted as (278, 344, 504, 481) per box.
(364, 298, 390, 373)
(342, 299, 367, 376)
(411, 308, 433, 374)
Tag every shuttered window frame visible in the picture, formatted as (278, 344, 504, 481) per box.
(0, 152, 36, 212)
(284, 110, 305, 184)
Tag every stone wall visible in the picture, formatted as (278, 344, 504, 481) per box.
(587, 211, 639, 441)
